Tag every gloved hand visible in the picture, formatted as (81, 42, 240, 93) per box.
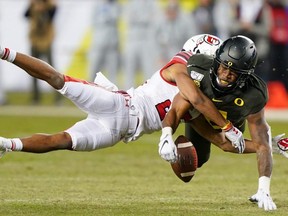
(158, 127, 177, 163)
(222, 121, 245, 153)
(272, 133, 288, 158)
(249, 189, 277, 211)
(249, 176, 277, 211)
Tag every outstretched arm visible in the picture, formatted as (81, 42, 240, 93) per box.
(171, 64, 228, 128)
(168, 64, 245, 152)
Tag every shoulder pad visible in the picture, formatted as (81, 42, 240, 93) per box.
(187, 54, 213, 73)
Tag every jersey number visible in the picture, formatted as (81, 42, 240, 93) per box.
(155, 99, 171, 121)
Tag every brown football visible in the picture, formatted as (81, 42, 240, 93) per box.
(170, 135, 198, 183)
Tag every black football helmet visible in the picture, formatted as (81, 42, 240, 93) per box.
(210, 35, 258, 93)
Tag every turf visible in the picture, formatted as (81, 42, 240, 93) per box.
(0, 114, 288, 216)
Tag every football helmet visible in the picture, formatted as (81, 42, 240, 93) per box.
(211, 35, 258, 92)
(182, 34, 223, 56)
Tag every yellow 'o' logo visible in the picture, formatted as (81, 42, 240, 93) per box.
(234, 98, 244, 106)
(228, 61, 233, 67)
(193, 80, 200, 87)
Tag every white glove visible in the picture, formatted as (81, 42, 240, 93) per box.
(158, 127, 177, 163)
(272, 133, 288, 158)
(249, 189, 277, 211)
(222, 121, 245, 153)
(249, 176, 277, 211)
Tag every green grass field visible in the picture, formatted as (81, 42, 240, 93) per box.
(0, 110, 288, 216)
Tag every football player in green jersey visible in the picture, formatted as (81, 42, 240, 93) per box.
(158, 35, 277, 211)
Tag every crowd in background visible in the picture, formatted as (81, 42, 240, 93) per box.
(1, 0, 288, 108)
(90, 0, 288, 108)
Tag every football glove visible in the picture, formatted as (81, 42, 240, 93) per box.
(272, 133, 288, 158)
(249, 189, 277, 211)
(222, 121, 245, 153)
(249, 176, 277, 211)
(158, 127, 177, 163)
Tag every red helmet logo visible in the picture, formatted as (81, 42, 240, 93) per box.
(204, 35, 221, 46)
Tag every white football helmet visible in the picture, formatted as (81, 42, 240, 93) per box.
(182, 34, 223, 56)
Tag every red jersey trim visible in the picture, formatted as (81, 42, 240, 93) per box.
(159, 51, 192, 86)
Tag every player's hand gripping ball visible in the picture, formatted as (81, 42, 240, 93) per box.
(170, 135, 198, 183)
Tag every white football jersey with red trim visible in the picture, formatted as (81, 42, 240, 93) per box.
(124, 51, 192, 142)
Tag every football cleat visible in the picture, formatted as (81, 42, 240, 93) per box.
(272, 134, 288, 158)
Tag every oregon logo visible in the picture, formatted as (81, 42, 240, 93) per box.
(228, 61, 233, 67)
(193, 80, 200, 87)
(234, 98, 244, 106)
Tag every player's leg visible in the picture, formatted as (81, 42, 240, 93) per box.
(57, 76, 129, 117)
(0, 47, 65, 90)
(0, 132, 72, 157)
(21, 132, 72, 152)
(0, 113, 127, 157)
(65, 117, 126, 151)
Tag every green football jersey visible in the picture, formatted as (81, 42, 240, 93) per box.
(187, 54, 268, 131)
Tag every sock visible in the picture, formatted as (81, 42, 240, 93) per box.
(11, 138, 23, 151)
(2, 138, 23, 151)
(0, 47, 16, 62)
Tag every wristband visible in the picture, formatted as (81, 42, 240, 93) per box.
(162, 127, 173, 135)
(221, 120, 233, 131)
(1, 47, 16, 62)
(258, 176, 270, 194)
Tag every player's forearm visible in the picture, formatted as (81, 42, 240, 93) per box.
(256, 139, 273, 175)
(175, 73, 228, 127)
(248, 116, 273, 177)
(162, 109, 180, 133)
(185, 87, 229, 128)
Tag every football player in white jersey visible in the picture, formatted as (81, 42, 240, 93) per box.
(0, 34, 245, 157)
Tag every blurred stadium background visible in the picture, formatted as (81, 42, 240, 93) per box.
(0, 0, 196, 93)
(0, 0, 287, 110)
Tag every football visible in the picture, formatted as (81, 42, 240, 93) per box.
(170, 135, 198, 183)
